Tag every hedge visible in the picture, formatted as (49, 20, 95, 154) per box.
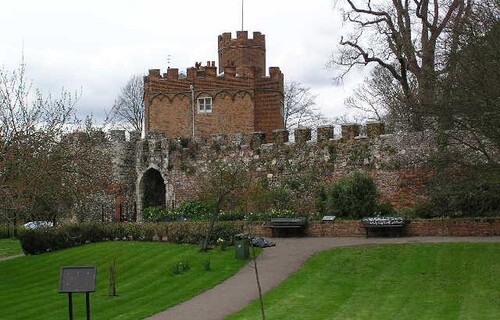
(0, 224, 19, 239)
(18, 221, 245, 255)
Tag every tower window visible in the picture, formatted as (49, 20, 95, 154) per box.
(198, 97, 212, 113)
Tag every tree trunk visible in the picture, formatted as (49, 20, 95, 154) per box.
(201, 198, 222, 252)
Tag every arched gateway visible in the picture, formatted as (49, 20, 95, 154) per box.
(137, 168, 166, 222)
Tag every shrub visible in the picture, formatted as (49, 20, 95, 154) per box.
(319, 171, 379, 219)
(18, 221, 245, 255)
(143, 206, 170, 222)
(244, 209, 312, 222)
(374, 201, 397, 216)
(171, 260, 190, 275)
(428, 171, 500, 217)
(144, 201, 215, 222)
(404, 167, 500, 219)
(218, 211, 245, 221)
(176, 200, 213, 218)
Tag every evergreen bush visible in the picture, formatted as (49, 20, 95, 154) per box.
(319, 171, 379, 219)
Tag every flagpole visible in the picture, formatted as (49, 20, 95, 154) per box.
(241, 0, 244, 31)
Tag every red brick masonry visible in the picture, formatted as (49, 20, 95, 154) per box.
(246, 218, 500, 237)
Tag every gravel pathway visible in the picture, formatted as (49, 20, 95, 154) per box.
(145, 236, 500, 320)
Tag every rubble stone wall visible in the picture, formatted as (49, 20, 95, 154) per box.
(105, 122, 446, 219)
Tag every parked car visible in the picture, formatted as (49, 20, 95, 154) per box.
(22, 221, 54, 229)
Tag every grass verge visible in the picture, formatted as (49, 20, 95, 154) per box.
(0, 239, 23, 258)
(226, 243, 500, 320)
(0, 241, 250, 320)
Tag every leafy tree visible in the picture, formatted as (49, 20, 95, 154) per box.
(436, 4, 500, 166)
(419, 5, 500, 218)
(1, 61, 76, 224)
(420, 168, 500, 218)
(106, 74, 144, 132)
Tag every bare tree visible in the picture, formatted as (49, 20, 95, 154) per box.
(199, 159, 251, 252)
(106, 74, 144, 132)
(345, 65, 411, 129)
(0, 61, 111, 225)
(0, 60, 78, 142)
(1, 61, 77, 221)
(284, 81, 328, 131)
(333, 0, 476, 130)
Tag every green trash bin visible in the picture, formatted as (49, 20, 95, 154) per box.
(235, 239, 250, 260)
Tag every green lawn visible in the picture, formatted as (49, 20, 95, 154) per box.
(0, 239, 23, 258)
(0, 241, 249, 320)
(226, 243, 500, 320)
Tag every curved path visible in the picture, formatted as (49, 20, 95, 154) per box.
(0, 254, 23, 262)
(146, 236, 500, 320)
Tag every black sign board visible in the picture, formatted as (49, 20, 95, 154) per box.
(60, 266, 97, 293)
(60, 266, 97, 320)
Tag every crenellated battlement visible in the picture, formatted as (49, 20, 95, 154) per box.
(109, 130, 141, 144)
(134, 122, 387, 154)
(218, 30, 266, 77)
(108, 123, 397, 163)
(218, 31, 266, 47)
(147, 64, 282, 81)
(99, 118, 439, 219)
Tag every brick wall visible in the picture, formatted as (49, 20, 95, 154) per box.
(144, 31, 283, 142)
(144, 64, 283, 141)
(218, 31, 266, 77)
(245, 218, 500, 237)
(254, 78, 284, 137)
(406, 218, 500, 236)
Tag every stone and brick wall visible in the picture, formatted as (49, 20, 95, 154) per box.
(106, 124, 499, 235)
(123, 122, 441, 217)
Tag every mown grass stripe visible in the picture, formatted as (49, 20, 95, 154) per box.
(226, 243, 500, 320)
(0, 241, 249, 320)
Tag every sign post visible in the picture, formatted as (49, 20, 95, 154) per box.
(59, 266, 97, 320)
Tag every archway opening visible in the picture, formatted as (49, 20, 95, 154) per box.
(142, 168, 166, 208)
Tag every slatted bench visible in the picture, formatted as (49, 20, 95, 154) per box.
(265, 218, 307, 237)
(362, 217, 409, 237)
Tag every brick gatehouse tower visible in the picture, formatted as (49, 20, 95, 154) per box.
(143, 31, 284, 141)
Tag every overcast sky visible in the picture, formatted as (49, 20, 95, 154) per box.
(1, 0, 366, 123)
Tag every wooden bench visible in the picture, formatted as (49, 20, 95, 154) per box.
(362, 217, 409, 237)
(265, 218, 307, 237)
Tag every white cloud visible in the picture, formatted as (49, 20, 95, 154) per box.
(1, 0, 366, 123)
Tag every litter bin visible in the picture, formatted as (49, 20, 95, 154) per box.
(235, 239, 250, 260)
